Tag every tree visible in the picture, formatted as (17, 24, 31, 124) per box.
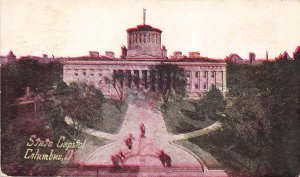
(223, 64, 273, 175)
(263, 61, 300, 176)
(1, 111, 59, 176)
(104, 70, 130, 111)
(149, 64, 187, 104)
(225, 87, 271, 171)
(1, 59, 64, 176)
(194, 85, 226, 121)
(1, 59, 63, 128)
(223, 61, 300, 176)
(44, 82, 105, 140)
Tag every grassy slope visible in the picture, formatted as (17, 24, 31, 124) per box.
(162, 99, 226, 170)
(92, 99, 128, 134)
(162, 100, 204, 133)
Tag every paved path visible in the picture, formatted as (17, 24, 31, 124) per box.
(76, 99, 202, 169)
(169, 121, 223, 141)
(65, 97, 228, 176)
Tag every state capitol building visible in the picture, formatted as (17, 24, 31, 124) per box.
(63, 11, 227, 97)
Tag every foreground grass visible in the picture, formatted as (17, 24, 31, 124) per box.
(162, 99, 215, 134)
(162, 99, 249, 175)
(174, 140, 224, 170)
(92, 99, 128, 134)
(189, 130, 248, 175)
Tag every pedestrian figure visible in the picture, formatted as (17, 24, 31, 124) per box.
(140, 123, 146, 138)
(111, 151, 125, 168)
(124, 134, 133, 150)
(158, 150, 166, 167)
(129, 133, 135, 140)
(111, 154, 120, 168)
(165, 154, 172, 167)
(119, 151, 125, 159)
(157, 150, 172, 168)
(116, 152, 124, 164)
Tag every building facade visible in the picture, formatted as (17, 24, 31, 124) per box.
(63, 21, 227, 97)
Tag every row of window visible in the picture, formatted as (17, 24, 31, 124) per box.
(186, 71, 216, 78)
(74, 72, 103, 76)
(71, 75, 220, 91)
(129, 33, 160, 44)
(187, 83, 216, 90)
(73, 78, 108, 86)
(74, 71, 217, 79)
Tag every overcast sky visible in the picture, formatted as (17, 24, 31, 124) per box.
(1, 0, 300, 59)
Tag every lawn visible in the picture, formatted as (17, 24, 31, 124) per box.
(162, 99, 214, 134)
(189, 130, 249, 174)
(162, 99, 249, 174)
(92, 99, 128, 134)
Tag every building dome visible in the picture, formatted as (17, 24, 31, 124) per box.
(126, 24, 163, 59)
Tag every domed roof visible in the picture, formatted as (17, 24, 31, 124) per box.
(127, 24, 162, 33)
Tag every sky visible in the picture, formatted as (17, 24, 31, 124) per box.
(1, 0, 300, 59)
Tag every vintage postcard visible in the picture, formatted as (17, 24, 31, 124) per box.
(1, 0, 299, 176)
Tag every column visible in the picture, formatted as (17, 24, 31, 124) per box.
(147, 70, 151, 90)
(198, 70, 201, 91)
(150, 70, 156, 91)
(126, 70, 132, 88)
(221, 71, 223, 91)
(222, 68, 227, 92)
(214, 71, 217, 85)
(142, 70, 148, 89)
(133, 70, 139, 89)
(190, 70, 194, 93)
(139, 70, 142, 89)
(206, 71, 208, 91)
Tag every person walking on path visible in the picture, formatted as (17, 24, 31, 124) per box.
(111, 151, 126, 168)
(140, 123, 146, 138)
(125, 133, 134, 150)
(157, 150, 172, 168)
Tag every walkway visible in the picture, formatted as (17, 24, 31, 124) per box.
(64, 96, 228, 176)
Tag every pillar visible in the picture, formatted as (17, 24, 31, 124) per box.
(147, 70, 151, 90)
(206, 71, 208, 91)
(190, 70, 194, 92)
(214, 71, 217, 86)
(222, 68, 227, 92)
